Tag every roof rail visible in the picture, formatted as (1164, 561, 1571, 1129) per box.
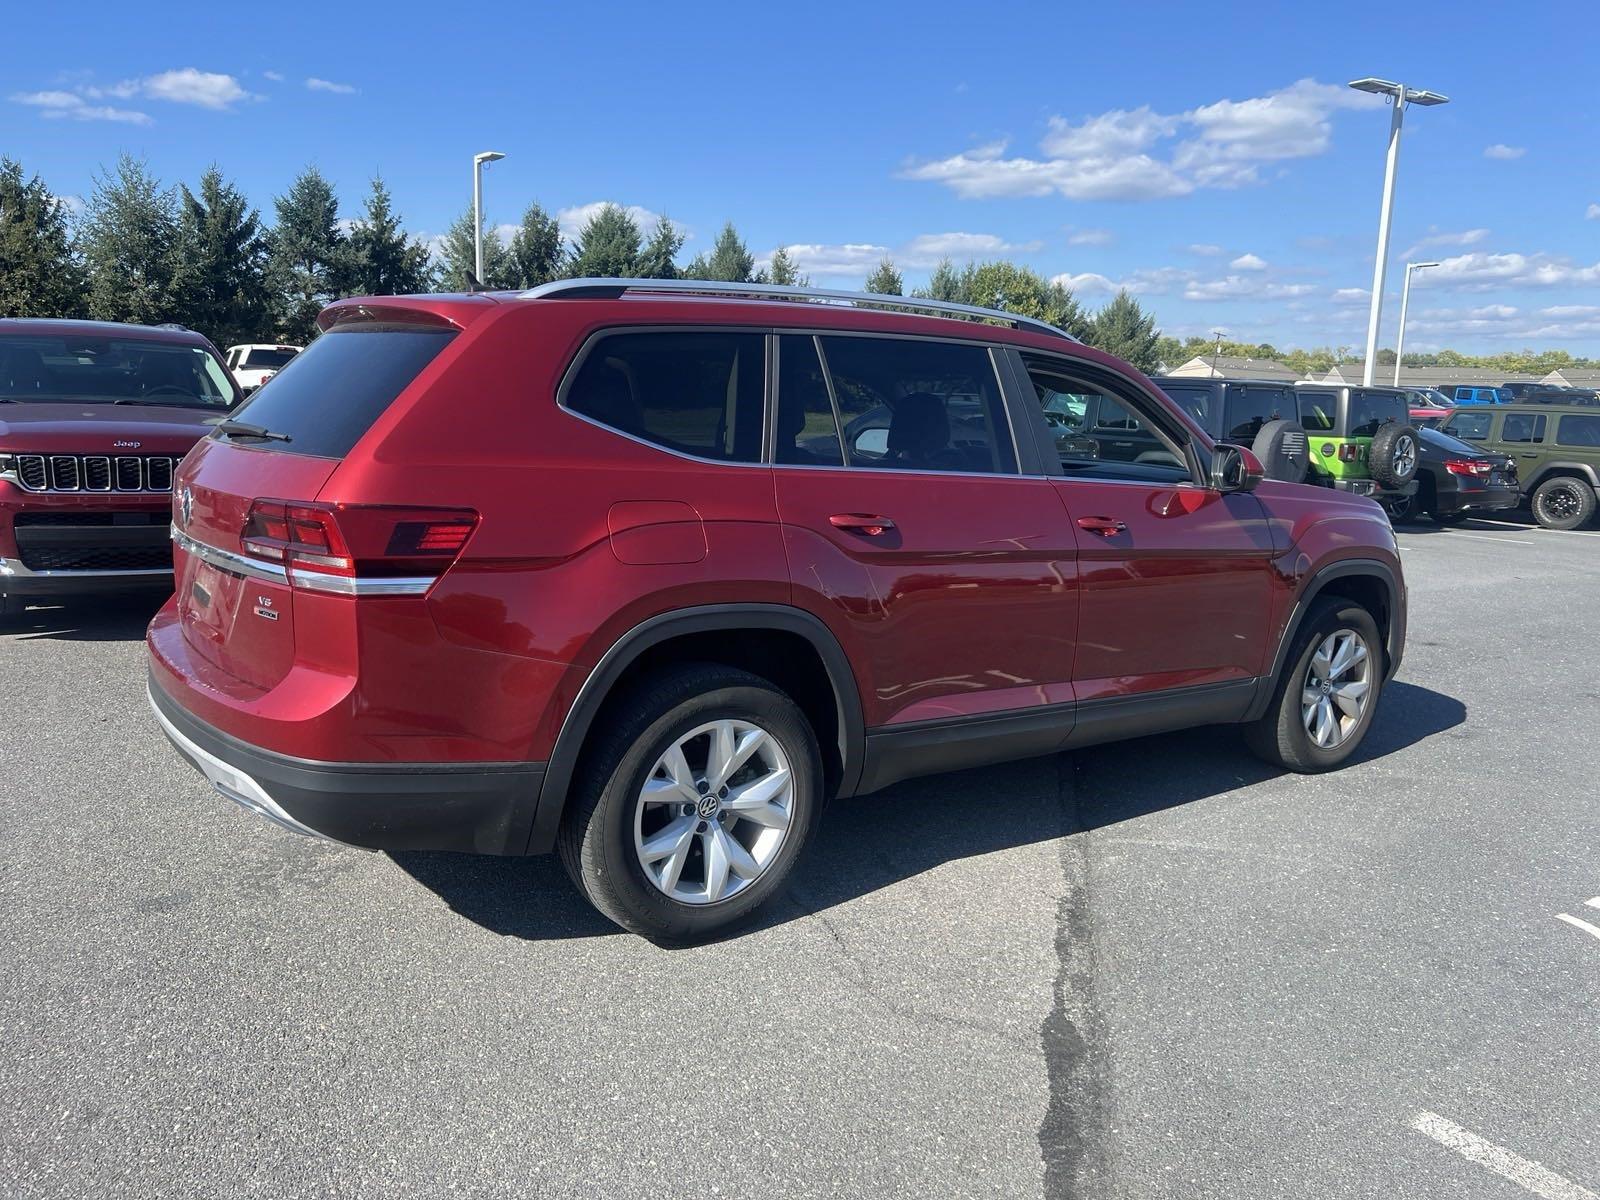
(519, 277, 1080, 342)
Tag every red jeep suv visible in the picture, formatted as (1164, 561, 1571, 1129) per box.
(147, 281, 1406, 940)
(1, 318, 240, 617)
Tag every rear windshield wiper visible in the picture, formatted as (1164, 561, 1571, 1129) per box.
(213, 419, 292, 443)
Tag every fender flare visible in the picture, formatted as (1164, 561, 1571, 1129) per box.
(523, 603, 865, 853)
(1524, 461, 1600, 493)
(1244, 557, 1406, 723)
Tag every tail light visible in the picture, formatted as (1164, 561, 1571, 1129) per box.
(1338, 443, 1363, 463)
(1444, 459, 1492, 477)
(241, 500, 478, 595)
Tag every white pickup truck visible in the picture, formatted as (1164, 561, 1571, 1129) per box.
(225, 344, 302, 393)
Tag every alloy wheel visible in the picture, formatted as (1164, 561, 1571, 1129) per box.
(1540, 484, 1581, 521)
(633, 719, 794, 905)
(1300, 629, 1373, 750)
(1392, 434, 1416, 479)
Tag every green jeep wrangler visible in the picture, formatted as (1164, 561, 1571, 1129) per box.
(1441, 403, 1600, 529)
(1294, 383, 1421, 507)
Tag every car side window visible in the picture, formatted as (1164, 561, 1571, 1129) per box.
(1556, 414, 1600, 447)
(1026, 359, 1190, 484)
(774, 334, 843, 466)
(566, 330, 766, 463)
(1445, 411, 1492, 440)
(1501, 413, 1546, 444)
(816, 336, 1016, 474)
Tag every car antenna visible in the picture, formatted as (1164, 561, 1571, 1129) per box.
(465, 270, 485, 294)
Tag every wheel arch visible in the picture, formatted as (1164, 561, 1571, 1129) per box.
(1245, 558, 1405, 723)
(1525, 462, 1600, 493)
(524, 604, 865, 853)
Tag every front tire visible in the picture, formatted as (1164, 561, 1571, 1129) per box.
(1530, 476, 1597, 530)
(1245, 598, 1384, 773)
(558, 664, 823, 942)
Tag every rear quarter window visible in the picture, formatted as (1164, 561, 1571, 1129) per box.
(1444, 411, 1492, 441)
(227, 326, 454, 458)
(1555, 413, 1600, 447)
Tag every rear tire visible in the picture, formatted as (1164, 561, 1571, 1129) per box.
(1244, 597, 1384, 773)
(1529, 476, 1596, 530)
(558, 663, 823, 943)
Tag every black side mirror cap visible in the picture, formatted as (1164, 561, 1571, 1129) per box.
(1210, 444, 1264, 493)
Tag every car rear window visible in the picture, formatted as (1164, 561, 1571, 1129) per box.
(242, 347, 298, 370)
(565, 330, 766, 463)
(1155, 385, 1212, 428)
(1222, 386, 1288, 443)
(1555, 413, 1600, 447)
(1297, 391, 1336, 432)
(1348, 390, 1405, 438)
(227, 326, 454, 458)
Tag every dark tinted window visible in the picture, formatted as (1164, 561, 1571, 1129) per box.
(1298, 391, 1336, 432)
(1555, 414, 1600, 446)
(1157, 386, 1213, 428)
(775, 334, 842, 466)
(1222, 386, 1288, 443)
(242, 347, 298, 370)
(567, 331, 765, 463)
(0, 335, 233, 408)
(1348, 389, 1405, 438)
(1444, 411, 1492, 440)
(225, 326, 452, 457)
(819, 336, 1015, 474)
(1501, 413, 1546, 443)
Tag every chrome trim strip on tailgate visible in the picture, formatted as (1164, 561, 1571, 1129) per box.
(171, 526, 433, 595)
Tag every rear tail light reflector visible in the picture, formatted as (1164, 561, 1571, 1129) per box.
(240, 500, 479, 595)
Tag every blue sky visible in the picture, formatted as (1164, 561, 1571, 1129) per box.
(6, 0, 1599, 355)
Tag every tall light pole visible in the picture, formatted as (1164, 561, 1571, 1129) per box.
(1393, 260, 1439, 386)
(472, 151, 506, 282)
(1349, 78, 1449, 386)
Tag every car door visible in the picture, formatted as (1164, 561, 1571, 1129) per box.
(771, 331, 1079, 729)
(1017, 353, 1278, 704)
(1498, 409, 1549, 482)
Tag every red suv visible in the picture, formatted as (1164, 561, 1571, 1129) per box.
(1, 319, 240, 618)
(147, 281, 1406, 941)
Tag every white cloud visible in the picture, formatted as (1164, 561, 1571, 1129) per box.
(1332, 287, 1370, 305)
(306, 77, 357, 95)
(1188, 243, 1224, 256)
(1051, 272, 1118, 296)
(1066, 228, 1114, 247)
(263, 70, 285, 83)
(776, 242, 889, 279)
(140, 68, 250, 109)
(1183, 276, 1316, 301)
(1401, 227, 1489, 258)
(9, 90, 149, 124)
(904, 78, 1379, 202)
(899, 232, 1042, 263)
(555, 202, 669, 244)
(1427, 250, 1600, 291)
(1587, 203, 1600, 220)
(765, 231, 1043, 281)
(1230, 253, 1267, 271)
(1483, 144, 1525, 160)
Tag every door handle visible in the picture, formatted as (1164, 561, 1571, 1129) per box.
(1076, 516, 1127, 537)
(829, 513, 896, 536)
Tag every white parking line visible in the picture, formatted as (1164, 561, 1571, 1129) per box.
(1586, 896, 1600, 911)
(1411, 1111, 1598, 1200)
(1556, 913, 1600, 942)
(1451, 533, 1537, 546)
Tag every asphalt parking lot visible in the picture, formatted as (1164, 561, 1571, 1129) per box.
(2, 515, 1597, 1200)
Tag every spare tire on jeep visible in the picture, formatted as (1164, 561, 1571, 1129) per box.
(1250, 419, 1309, 483)
(1368, 423, 1420, 489)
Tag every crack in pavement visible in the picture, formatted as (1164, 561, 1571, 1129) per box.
(1037, 752, 1114, 1200)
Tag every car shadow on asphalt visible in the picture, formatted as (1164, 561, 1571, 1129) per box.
(3, 593, 169, 641)
(389, 680, 1466, 944)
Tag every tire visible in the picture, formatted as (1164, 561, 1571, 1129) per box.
(1384, 490, 1419, 524)
(1250, 419, 1309, 484)
(1244, 597, 1384, 773)
(558, 663, 823, 943)
(1529, 476, 1597, 530)
(1368, 423, 1420, 489)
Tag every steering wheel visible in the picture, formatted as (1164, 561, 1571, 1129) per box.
(142, 385, 194, 399)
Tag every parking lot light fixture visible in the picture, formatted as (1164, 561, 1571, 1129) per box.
(1349, 78, 1450, 387)
(472, 151, 506, 284)
(1394, 261, 1439, 387)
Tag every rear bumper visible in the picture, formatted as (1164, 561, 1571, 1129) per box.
(148, 678, 546, 855)
(1432, 480, 1520, 515)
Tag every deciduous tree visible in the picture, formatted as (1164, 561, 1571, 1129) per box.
(1088, 290, 1160, 373)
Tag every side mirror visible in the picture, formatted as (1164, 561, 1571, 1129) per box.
(1210, 444, 1264, 493)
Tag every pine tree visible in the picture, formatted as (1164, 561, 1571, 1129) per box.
(346, 177, 433, 297)
(1089, 289, 1160, 372)
(0, 158, 85, 318)
(168, 166, 270, 346)
(684, 221, 755, 282)
(913, 258, 964, 302)
(508, 202, 565, 287)
(767, 245, 807, 287)
(636, 217, 685, 279)
(433, 207, 516, 290)
(568, 204, 642, 279)
(267, 167, 347, 342)
(863, 256, 903, 296)
(81, 155, 178, 325)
